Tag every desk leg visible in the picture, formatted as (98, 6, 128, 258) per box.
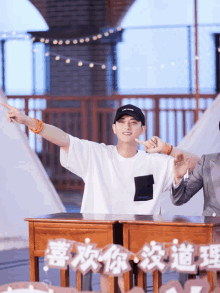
(108, 276, 118, 293)
(30, 256, 39, 282)
(135, 267, 146, 292)
(208, 271, 214, 292)
(76, 271, 83, 291)
(124, 271, 133, 292)
(29, 222, 39, 282)
(60, 266, 69, 287)
(153, 270, 162, 293)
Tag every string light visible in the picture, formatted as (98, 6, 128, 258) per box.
(97, 34, 102, 39)
(45, 39, 49, 43)
(2, 33, 6, 38)
(104, 32, 109, 37)
(32, 37, 35, 41)
(45, 52, 50, 56)
(112, 65, 117, 70)
(109, 29, 114, 33)
(73, 39, 78, 44)
(58, 40, 63, 45)
(55, 56, 60, 60)
(79, 39, 84, 43)
(65, 40, 70, 45)
(89, 63, 94, 68)
(117, 27, 122, 31)
(78, 61, 83, 66)
(92, 36, 97, 40)
(40, 38, 45, 43)
(85, 38, 90, 42)
(101, 64, 106, 69)
(195, 56, 199, 60)
(66, 58, 70, 63)
(53, 40, 58, 45)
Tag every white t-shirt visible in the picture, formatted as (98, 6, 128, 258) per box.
(60, 135, 174, 215)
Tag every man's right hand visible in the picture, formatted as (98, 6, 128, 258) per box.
(1, 103, 28, 125)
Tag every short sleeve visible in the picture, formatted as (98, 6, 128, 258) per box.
(162, 156, 175, 192)
(60, 134, 90, 179)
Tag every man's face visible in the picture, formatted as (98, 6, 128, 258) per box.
(112, 115, 146, 143)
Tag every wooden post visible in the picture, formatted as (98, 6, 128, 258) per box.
(195, 0, 200, 122)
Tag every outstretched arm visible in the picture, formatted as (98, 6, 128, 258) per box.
(135, 136, 200, 175)
(1, 103, 70, 151)
(171, 155, 204, 205)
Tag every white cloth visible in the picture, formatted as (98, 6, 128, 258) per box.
(60, 135, 174, 215)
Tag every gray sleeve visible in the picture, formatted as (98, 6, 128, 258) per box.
(171, 155, 205, 206)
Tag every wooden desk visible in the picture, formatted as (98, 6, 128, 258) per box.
(119, 215, 220, 293)
(25, 213, 123, 293)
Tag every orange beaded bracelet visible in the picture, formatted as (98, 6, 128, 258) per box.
(29, 118, 44, 134)
(167, 145, 173, 156)
(162, 143, 170, 155)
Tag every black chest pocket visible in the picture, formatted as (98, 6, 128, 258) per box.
(134, 175, 154, 201)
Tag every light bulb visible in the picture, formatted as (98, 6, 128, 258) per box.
(40, 38, 45, 42)
(85, 38, 90, 42)
(3, 33, 6, 38)
(97, 34, 102, 39)
(80, 39, 84, 43)
(101, 64, 106, 69)
(89, 63, 94, 68)
(104, 32, 109, 37)
(65, 40, 70, 45)
(32, 37, 35, 41)
(78, 61, 83, 66)
(92, 36, 97, 40)
(55, 56, 60, 60)
(45, 52, 49, 56)
(66, 58, 70, 63)
(45, 39, 49, 43)
(53, 40, 58, 45)
(195, 56, 199, 60)
(73, 39, 78, 44)
(112, 65, 117, 70)
(58, 40, 63, 45)
(33, 48, 37, 52)
(117, 27, 122, 31)
(109, 29, 114, 33)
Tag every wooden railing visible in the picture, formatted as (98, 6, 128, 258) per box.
(7, 94, 217, 191)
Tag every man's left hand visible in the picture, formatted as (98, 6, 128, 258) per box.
(135, 136, 166, 153)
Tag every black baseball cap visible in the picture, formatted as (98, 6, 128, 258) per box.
(114, 104, 145, 125)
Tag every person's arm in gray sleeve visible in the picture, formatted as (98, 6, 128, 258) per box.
(171, 155, 205, 206)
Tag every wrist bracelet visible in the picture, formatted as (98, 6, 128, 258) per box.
(162, 143, 170, 155)
(29, 118, 44, 134)
(167, 145, 173, 156)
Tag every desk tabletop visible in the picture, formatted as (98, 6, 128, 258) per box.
(24, 213, 121, 223)
(24, 213, 220, 227)
(118, 214, 220, 227)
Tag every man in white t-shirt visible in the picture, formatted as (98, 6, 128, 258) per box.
(1, 102, 200, 292)
(60, 104, 199, 215)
